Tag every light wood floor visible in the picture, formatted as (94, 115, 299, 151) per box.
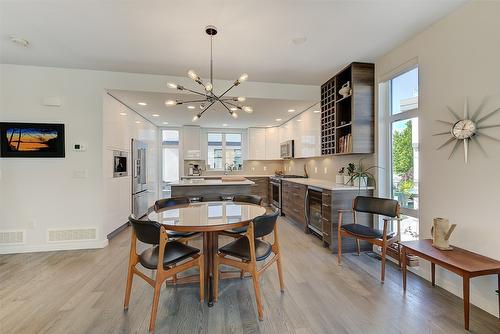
(1, 218, 499, 334)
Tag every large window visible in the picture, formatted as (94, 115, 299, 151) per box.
(380, 67, 419, 241)
(207, 132, 242, 170)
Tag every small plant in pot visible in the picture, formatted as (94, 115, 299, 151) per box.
(346, 159, 381, 192)
(344, 163, 356, 185)
(336, 167, 345, 184)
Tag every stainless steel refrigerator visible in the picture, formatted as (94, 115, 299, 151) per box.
(131, 139, 153, 218)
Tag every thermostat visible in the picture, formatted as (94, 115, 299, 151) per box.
(73, 144, 87, 151)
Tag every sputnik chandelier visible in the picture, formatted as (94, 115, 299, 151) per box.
(165, 25, 253, 121)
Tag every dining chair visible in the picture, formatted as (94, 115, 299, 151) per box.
(200, 194, 223, 202)
(220, 194, 264, 238)
(154, 197, 201, 243)
(213, 209, 284, 320)
(124, 215, 204, 333)
(337, 196, 401, 283)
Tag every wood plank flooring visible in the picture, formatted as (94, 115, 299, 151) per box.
(1, 217, 499, 334)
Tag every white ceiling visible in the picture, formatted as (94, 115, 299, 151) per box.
(108, 90, 318, 128)
(0, 0, 464, 85)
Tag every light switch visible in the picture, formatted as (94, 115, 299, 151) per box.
(73, 170, 88, 178)
(263, 166, 267, 171)
(324, 167, 328, 174)
(314, 167, 318, 173)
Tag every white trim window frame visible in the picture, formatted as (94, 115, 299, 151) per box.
(378, 63, 420, 240)
(207, 132, 243, 171)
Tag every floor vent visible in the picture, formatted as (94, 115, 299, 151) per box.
(48, 228, 97, 242)
(0, 231, 25, 244)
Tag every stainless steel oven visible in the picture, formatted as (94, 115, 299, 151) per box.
(270, 177, 281, 210)
(305, 186, 323, 235)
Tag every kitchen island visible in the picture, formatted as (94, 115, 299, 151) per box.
(169, 177, 255, 199)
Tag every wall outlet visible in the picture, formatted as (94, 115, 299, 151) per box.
(263, 166, 267, 171)
(314, 167, 318, 173)
(324, 167, 328, 174)
(251, 167, 255, 171)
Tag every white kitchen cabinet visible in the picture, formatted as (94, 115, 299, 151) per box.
(247, 127, 266, 160)
(182, 125, 201, 159)
(279, 108, 320, 159)
(265, 127, 280, 160)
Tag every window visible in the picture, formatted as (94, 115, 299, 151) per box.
(207, 132, 243, 170)
(379, 67, 419, 241)
(162, 129, 179, 183)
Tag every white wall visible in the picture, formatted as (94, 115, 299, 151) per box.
(0, 64, 318, 253)
(102, 94, 158, 236)
(376, 1, 500, 316)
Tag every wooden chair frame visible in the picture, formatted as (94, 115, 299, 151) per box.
(337, 201, 402, 283)
(123, 225, 204, 333)
(213, 220, 284, 320)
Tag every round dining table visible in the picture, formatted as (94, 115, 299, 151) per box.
(147, 200, 266, 306)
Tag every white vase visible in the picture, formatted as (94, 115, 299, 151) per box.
(336, 175, 344, 184)
(344, 175, 352, 185)
(353, 176, 368, 188)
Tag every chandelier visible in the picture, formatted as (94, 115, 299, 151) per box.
(165, 25, 253, 121)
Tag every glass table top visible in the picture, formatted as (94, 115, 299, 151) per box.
(147, 201, 267, 231)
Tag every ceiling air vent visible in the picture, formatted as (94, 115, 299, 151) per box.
(0, 230, 25, 245)
(48, 228, 97, 242)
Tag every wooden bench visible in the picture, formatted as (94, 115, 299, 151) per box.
(401, 239, 500, 330)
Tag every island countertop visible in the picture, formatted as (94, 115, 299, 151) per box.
(169, 178, 255, 187)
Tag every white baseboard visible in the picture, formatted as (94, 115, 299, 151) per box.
(0, 239, 109, 254)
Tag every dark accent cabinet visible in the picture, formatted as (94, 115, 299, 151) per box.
(320, 62, 375, 155)
(247, 177, 270, 206)
(281, 180, 307, 231)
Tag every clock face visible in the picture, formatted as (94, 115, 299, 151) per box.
(452, 119, 476, 139)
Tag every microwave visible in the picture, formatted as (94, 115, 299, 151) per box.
(280, 140, 294, 159)
(113, 150, 128, 177)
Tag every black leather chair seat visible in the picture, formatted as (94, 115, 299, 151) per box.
(341, 224, 395, 239)
(219, 237, 272, 261)
(167, 230, 199, 239)
(139, 241, 200, 269)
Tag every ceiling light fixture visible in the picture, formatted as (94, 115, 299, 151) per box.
(288, 109, 296, 113)
(165, 25, 253, 121)
(276, 118, 282, 121)
(119, 112, 127, 116)
(297, 119, 302, 122)
(138, 102, 147, 106)
(222, 123, 228, 127)
(313, 110, 320, 113)
(152, 114, 160, 117)
(162, 121, 169, 125)
(187, 105, 195, 109)
(135, 121, 141, 124)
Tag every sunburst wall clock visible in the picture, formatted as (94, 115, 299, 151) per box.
(434, 97, 500, 163)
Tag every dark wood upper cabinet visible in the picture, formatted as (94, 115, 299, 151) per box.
(320, 62, 374, 155)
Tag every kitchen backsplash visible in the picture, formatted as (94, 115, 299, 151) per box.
(183, 160, 285, 176)
(282, 154, 376, 182)
(183, 155, 375, 180)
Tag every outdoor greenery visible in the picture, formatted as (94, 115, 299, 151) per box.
(392, 120, 413, 175)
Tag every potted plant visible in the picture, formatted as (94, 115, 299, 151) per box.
(336, 167, 345, 184)
(344, 163, 355, 185)
(346, 159, 380, 191)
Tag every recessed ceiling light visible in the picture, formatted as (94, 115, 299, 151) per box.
(288, 109, 296, 113)
(152, 114, 160, 117)
(291, 36, 307, 45)
(187, 105, 195, 109)
(313, 110, 320, 113)
(162, 121, 169, 125)
(135, 121, 141, 124)
(275, 118, 282, 121)
(119, 112, 127, 116)
(297, 119, 302, 122)
(230, 107, 237, 111)
(222, 123, 228, 127)
(138, 102, 147, 106)
(10, 36, 30, 47)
